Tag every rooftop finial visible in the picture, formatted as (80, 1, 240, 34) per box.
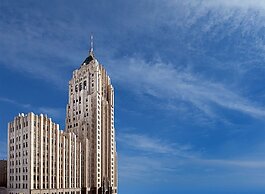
(90, 34, 94, 54)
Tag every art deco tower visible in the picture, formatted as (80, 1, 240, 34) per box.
(66, 38, 118, 194)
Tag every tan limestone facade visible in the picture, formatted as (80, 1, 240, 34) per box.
(7, 113, 81, 194)
(66, 50, 117, 194)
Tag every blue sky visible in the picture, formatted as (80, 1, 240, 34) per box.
(1, 0, 265, 193)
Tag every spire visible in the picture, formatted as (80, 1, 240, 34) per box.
(82, 35, 96, 66)
(89, 34, 94, 55)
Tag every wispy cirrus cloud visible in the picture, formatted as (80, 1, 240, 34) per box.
(1, 0, 265, 91)
(119, 132, 265, 167)
(118, 132, 193, 157)
(118, 132, 265, 187)
(0, 97, 31, 109)
(202, 0, 265, 10)
(108, 57, 265, 119)
(0, 96, 65, 122)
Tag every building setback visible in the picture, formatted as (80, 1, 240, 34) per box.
(7, 113, 81, 194)
(66, 46, 118, 194)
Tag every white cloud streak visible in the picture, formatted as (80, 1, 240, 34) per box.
(0, 97, 65, 122)
(107, 57, 265, 118)
(118, 132, 265, 188)
(118, 132, 193, 157)
(119, 132, 265, 168)
(202, 0, 265, 10)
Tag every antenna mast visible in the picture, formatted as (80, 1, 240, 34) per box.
(90, 34, 94, 53)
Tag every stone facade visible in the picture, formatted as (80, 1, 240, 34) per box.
(7, 113, 81, 194)
(66, 50, 117, 194)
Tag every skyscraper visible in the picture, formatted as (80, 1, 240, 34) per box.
(65, 38, 118, 194)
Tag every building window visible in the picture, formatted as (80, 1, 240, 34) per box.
(84, 81, 87, 90)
